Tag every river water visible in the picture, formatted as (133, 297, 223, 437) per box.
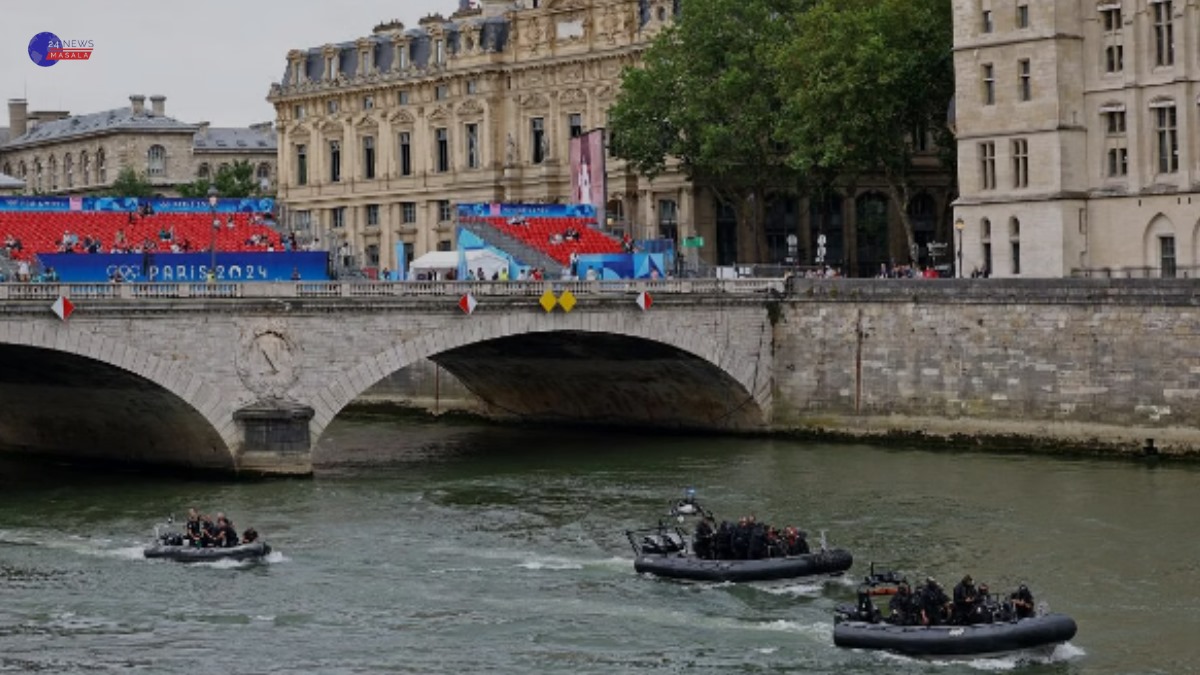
(1, 415, 1196, 674)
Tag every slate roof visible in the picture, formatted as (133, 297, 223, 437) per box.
(283, 15, 510, 86)
(0, 171, 24, 189)
(1, 107, 198, 150)
(193, 126, 277, 152)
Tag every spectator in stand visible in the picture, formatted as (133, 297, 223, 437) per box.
(17, 260, 30, 282)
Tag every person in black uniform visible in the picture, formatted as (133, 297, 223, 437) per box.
(952, 575, 979, 624)
(184, 508, 203, 547)
(212, 515, 239, 548)
(919, 577, 951, 626)
(714, 521, 733, 559)
(1010, 584, 1035, 619)
(888, 582, 917, 625)
(692, 517, 715, 559)
(199, 514, 218, 547)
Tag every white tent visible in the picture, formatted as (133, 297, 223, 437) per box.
(409, 249, 510, 280)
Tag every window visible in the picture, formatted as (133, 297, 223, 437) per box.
(1017, 59, 1031, 101)
(1016, 4, 1029, 28)
(1102, 7, 1121, 32)
(569, 113, 584, 138)
(1105, 110, 1126, 134)
(97, 149, 106, 183)
(1105, 45, 1124, 73)
(198, 162, 211, 179)
(64, 154, 73, 188)
(981, 218, 993, 276)
(1155, 103, 1178, 174)
(437, 240, 452, 252)
(1011, 139, 1029, 188)
(332, 206, 346, 228)
(296, 144, 308, 185)
(366, 204, 380, 226)
(912, 124, 930, 152)
(531, 117, 546, 164)
(982, 64, 995, 105)
(363, 136, 376, 179)
(402, 202, 416, 223)
(658, 199, 678, 241)
(435, 127, 450, 173)
(1009, 218, 1021, 275)
(979, 142, 996, 190)
(1161, 236, 1177, 278)
(48, 156, 57, 190)
(147, 144, 166, 177)
(1107, 148, 1129, 177)
(398, 90, 410, 105)
(363, 95, 374, 110)
(982, 10, 993, 33)
(435, 40, 446, 65)
(366, 244, 380, 267)
(399, 132, 413, 176)
(436, 84, 449, 101)
(294, 104, 305, 120)
(466, 123, 480, 169)
(329, 140, 342, 182)
(256, 163, 271, 185)
(438, 200, 452, 222)
(466, 79, 478, 95)
(80, 151, 89, 184)
(1153, 1, 1174, 67)
(327, 99, 339, 114)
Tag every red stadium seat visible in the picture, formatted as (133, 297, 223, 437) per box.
(468, 215, 622, 265)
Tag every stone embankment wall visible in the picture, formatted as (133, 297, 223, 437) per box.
(351, 358, 481, 414)
(772, 279, 1200, 455)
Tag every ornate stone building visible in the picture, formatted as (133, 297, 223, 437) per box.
(0, 96, 277, 197)
(268, 0, 955, 273)
(954, 0, 1200, 277)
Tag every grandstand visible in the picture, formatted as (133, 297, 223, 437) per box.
(0, 203, 282, 263)
(457, 212, 623, 266)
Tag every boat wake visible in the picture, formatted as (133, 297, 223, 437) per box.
(877, 641, 1086, 671)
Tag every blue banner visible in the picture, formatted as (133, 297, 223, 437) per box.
(576, 253, 667, 280)
(0, 196, 274, 214)
(457, 203, 596, 219)
(36, 252, 328, 283)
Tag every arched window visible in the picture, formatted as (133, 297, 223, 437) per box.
(64, 154, 74, 188)
(257, 162, 271, 181)
(198, 163, 211, 179)
(17, 161, 26, 180)
(1, 162, 10, 177)
(147, 144, 167, 177)
(34, 158, 43, 191)
(97, 149, 107, 183)
(48, 156, 58, 190)
(980, 218, 993, 276)
(80, 151, 90, 185)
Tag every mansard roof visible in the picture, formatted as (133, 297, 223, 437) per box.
(1, 107, 198, 150)
(194, 126, 277, 153)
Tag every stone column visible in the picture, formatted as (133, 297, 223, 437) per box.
(233, 403, 315, 475)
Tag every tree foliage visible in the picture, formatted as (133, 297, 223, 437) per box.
(608, 0, 801, 261)
(777, 0, 955, 264)
(178, 160, 263, 199)
(106, 167, 154, 198)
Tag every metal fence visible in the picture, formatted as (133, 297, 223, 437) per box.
(1070, 266, 1199, 279)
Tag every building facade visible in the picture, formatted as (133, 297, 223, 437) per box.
(269, 0, 954, 273)
(0, 96, 277, 198)
(954, 0, 1200, 278)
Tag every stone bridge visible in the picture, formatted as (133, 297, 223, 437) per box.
(0, 279, 780, 474)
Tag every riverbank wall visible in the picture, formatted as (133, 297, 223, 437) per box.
(350, 358, 481, 414)
(771, 279, 1200, 457)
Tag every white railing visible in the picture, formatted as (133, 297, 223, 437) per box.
(0, 278, 785, 301)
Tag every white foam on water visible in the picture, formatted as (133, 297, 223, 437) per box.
(757, 581, 826, 596)
(515, 559, 584, 571)
(263, 551, 288, 564)
(429, 566, 486, 575)
(752, 619, 833, 641)
(252, 615, 276, 622)
(876, 642, 1086, 671)
(755, 647, 779, 655)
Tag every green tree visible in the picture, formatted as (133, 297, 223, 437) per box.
(608, 0, 801, 263)
(777, 0, 955, 265)
(178, 160, 262, 198)
(106, 166, 154, 197)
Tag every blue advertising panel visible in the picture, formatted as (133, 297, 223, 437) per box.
(0, 196, 274, 214)
(576, 253, 667, 280)
(37, 252, 328, 283)
(457, 203, 596, 219)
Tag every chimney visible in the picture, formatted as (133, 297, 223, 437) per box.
(150, 95, 165, 117)
(480, 0, 509, 18)
(198, 121, 210, 137)
(7, 99, 27, 137)
(130, 94, 145, 115)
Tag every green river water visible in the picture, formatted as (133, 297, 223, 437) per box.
(1, 415, 1196, 674)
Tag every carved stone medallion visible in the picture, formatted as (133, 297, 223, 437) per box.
(235, 321, 299, 400)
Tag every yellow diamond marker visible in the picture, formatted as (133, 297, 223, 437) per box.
(558, 290, 577, 313)
(539, 289, 558, 313)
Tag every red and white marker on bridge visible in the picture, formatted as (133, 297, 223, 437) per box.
(635, 291, 653, 311)
(458, 293, 478, 315)
(51, 296, 75, 321)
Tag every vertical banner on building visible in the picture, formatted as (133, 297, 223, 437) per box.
(570, 129, 607, 230)
(395, 242, 406, 281)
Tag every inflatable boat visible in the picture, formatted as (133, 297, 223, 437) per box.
(143, 541, 272, 563)
(833, 613, 1078, 657)
(626, 520, 852, 582)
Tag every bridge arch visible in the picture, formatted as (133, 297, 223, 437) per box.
(311, 310, 772, 439)
(0, 325, 236, 469)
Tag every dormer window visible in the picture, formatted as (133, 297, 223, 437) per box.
(436, 39, 446, 65)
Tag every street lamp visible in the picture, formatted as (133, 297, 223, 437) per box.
(207, 186, 219, 282)
(954, 217, 965, 278)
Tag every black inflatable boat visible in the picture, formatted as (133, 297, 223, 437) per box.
(833, 613, 1078, 657)
(626, 520, 852, 582)
(143, 541, 272, 563)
